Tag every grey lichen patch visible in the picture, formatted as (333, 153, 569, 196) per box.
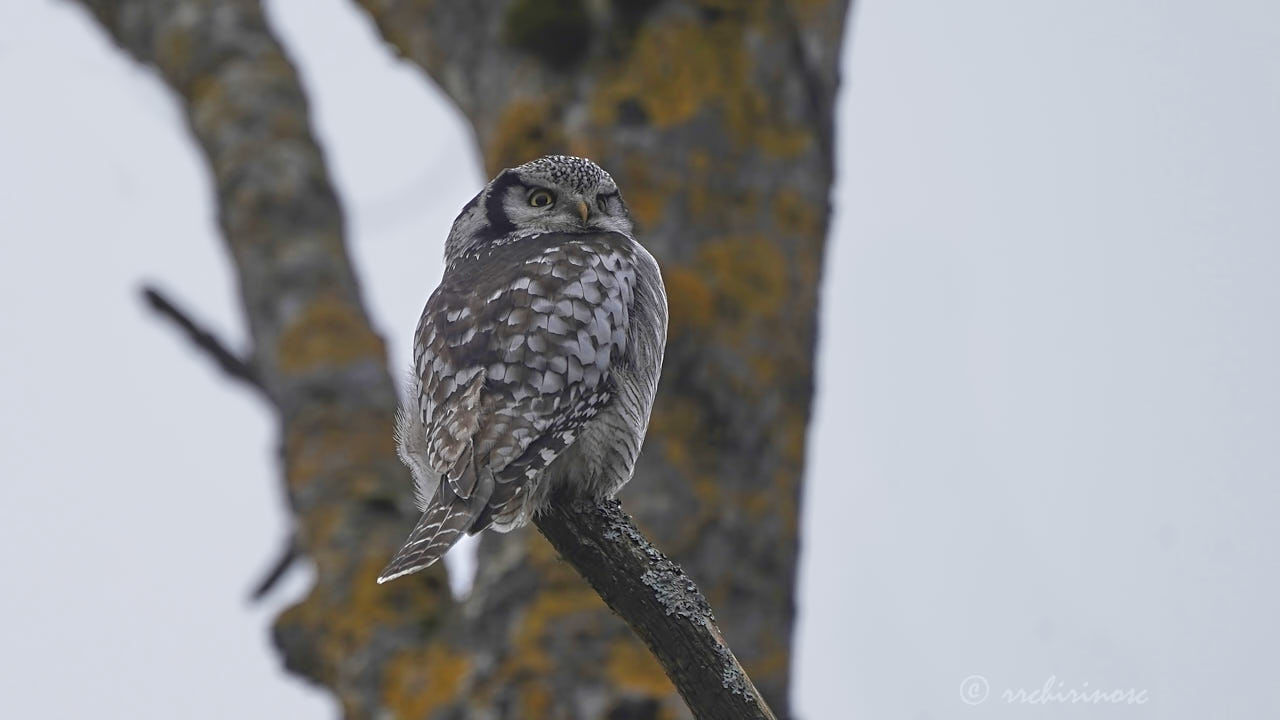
(641, 561, 712, 621)
(716, 643, 756, 702)
(594, 499, 666, 565)
(590, 497, 715, 622)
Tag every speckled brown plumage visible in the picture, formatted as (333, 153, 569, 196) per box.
(380, 157, 667, 583)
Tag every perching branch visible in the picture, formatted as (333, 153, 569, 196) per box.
(534, 496, 777, 720)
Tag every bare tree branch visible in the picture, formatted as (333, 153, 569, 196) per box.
(535, 497, 777, 720)
(141, 285, 265, 397)
(137, 283, 301, 601)
(248, 534, 299, 601)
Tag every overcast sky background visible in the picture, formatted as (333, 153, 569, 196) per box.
(2, 1, 1278, 718)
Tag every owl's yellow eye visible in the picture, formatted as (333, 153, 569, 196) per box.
(528, 189, 555, 208)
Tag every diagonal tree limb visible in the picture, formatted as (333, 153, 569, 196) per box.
(535, 497, 777, 720)
(75, 2, 454, 715)
(141, 285, 265, 398)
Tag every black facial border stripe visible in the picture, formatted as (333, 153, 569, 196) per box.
(482, 170, 522, 239)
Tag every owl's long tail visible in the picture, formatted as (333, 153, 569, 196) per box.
(377, 492, 473, 584)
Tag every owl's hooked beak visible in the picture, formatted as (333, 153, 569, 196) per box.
(574, 198, 590, 224)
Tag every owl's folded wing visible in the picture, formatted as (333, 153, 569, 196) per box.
(413, 232, 640, 527)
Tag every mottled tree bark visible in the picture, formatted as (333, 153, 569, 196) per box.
(74, 2, 453, 715)
(534, 496, 775, 720)
(352, 2, 851, 717)
(75, 0, 851, 718)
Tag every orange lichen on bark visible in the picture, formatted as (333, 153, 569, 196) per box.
(616, 153, 667, 230)
(659, 233, 792, 354)
(683, 151, 715, 221)
(383, 643, 472, 718)
(606, 637, 675, 696)
(508, 586, 604, 676)
(455, 573, 611, 709)
(520, 684, 552, 717)
(589, 19, 735, 129)
(281, 407, 397, 497)
(588, 10, 812, 157)
(786, 0, 838, 20)
(662, 265, 715, 334)
(487, 98, 567, 175)
(779, 407, 809, 465)
(699, 235, 789, 323)
(742, 488, 777, 520)
(277, 549, 451, 712)
(288, 554, 403, 642)
(646, 396, 708, 473)
(772, 189, 822, 237)
(154, 24, 193, 76)
(744, 633, 791, 684)
(277, 295, 385, 373)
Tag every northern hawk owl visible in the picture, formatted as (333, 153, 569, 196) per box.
(378, 155, 668, 583)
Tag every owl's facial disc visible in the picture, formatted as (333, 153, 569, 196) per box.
(487, 156, 632, 237)
(501, 180, 631, 236)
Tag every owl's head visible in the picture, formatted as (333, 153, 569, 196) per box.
(445, 155, 632, 263)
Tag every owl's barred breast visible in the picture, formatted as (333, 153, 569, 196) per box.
(402, 230, 667, 533)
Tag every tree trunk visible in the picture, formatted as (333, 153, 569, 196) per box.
(74, 0, 851, 717)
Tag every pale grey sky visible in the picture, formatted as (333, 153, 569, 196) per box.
(2, 1, 1277, 718)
